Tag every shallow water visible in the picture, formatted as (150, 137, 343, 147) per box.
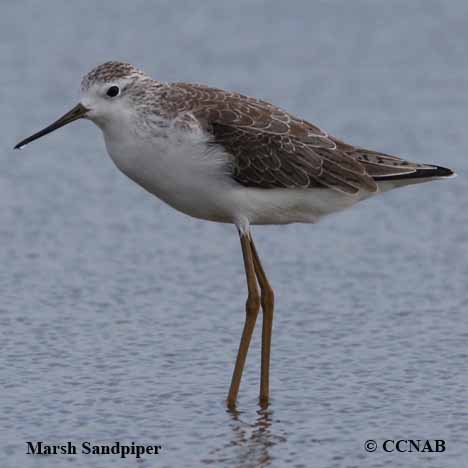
(2, 1, 468, 467)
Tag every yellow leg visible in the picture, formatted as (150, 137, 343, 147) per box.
(250, 236, 274, 408)
(227, 231, 260, 409)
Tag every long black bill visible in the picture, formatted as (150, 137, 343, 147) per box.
(14, 103, 89, 150)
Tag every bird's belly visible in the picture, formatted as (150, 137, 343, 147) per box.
(105, 135, 239, 223)
(137, 169, 235, 223)
(226, 186, 361, 225)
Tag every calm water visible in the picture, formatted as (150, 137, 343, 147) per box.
(2, 1, 468, 467)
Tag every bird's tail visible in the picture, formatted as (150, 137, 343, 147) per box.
(352, 148, 456, 192)
(374, 164, 455, 191)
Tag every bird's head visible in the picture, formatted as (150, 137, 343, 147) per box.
(14, 61, 154, 149)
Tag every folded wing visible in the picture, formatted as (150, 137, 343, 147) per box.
(168, 83, 453, 194)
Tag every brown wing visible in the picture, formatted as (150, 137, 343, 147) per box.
(165, 83, 448, 194)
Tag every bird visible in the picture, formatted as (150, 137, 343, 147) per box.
(14, 61, 455, 408)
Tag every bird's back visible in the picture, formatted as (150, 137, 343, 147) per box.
(159, 82, 454, 196)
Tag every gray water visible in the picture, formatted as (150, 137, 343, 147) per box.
(2, 1, 468, 467)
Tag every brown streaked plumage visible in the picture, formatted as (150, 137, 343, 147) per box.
(152, 81, 452, 195)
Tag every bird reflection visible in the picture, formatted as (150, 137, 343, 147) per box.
(205, 406, 287, 468)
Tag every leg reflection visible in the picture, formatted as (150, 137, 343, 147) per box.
(206, 407, 287, 468)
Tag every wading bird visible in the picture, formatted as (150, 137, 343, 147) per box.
(15, 62, 454, 408)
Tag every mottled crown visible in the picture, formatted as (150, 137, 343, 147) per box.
(81, 61, 147, 90)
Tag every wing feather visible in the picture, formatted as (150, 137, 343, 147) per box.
(163, 83, 449, 194)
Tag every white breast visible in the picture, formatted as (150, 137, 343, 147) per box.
(102, 123, 244, 222)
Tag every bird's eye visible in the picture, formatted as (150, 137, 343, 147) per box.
(106, 86, 120, 98)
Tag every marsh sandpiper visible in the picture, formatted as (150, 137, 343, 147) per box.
(15, 61, 455, 408)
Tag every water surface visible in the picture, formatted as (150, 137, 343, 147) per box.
(2, 1, 468, 467)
